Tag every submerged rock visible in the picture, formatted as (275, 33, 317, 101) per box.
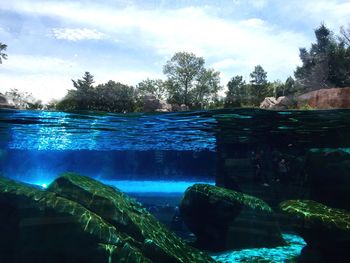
(280, 200, 350, 262)
(0, 176, 150, 263)
(180, 184, 286, 251)
(48, 173, 214, 263)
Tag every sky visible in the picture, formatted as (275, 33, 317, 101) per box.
(0, 0, 349, 102)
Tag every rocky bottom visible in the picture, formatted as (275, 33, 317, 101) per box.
(212, 233, 306, 263)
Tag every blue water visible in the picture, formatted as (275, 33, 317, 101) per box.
(212, 233, 306, 263)
(2, 108, 350, 261)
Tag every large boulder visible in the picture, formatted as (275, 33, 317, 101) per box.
(304, 149, 350, 210)
(48, 173, 214, 263)
(296, 87, 350, 109)
(0, 176, 150, 263)
(260, 97, 277, 109)
(180, 184, 286, 251)
(260, 96, 294, 110)
(142, 95, 172, 112)
(280, 200, 350, 262)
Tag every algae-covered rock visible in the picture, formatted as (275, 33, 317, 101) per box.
(280, 200, 350, 232)
(0, 176, 151, 263)
(180, 184, 286, 251)
(48, 173, 214, 263)
(280, 200, 350, 263)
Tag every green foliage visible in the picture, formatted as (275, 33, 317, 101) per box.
(247, 65, 273, 106)
(163, 52, 221, 109)
(250, 65, 268, 85)
(192, 68, 222, 109)
(5, 88, 42, 109)
(225, 75, 246, 107)
(340, 24, 350, 47)
(136, 78, 166, 100)
(225, 66, 273, 108)
(0, 42, 7, 64)
(94, 81, 135, 113)
(295, 24, 350, 91)
(56, 72, 135, 113)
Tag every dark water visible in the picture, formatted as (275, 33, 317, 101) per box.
(1, 108, 350, 262)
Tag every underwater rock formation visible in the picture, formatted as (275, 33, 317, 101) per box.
(305, 149, 350, 210)
(0, 176, 150, 263)
(180, 184, 286, 251)
(48, 173, 214, 263)
(280, 199, 350, 263)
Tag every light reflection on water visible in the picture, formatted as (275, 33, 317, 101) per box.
(212, 233, 306, 263)
(28, 179, 215, 193)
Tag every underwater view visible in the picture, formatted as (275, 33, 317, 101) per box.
(0, 108, 350, 262)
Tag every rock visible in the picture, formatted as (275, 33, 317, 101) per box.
(170, 104, 189, 112)
(304, 149, 350, 210)
(155, 100, 172, 112)
(275, 96, 294, 109)
(48, 173, 214, 263)
(180, 184, 286, 251)
(0, 176, 151, 263)
(279, 200, 350, 263)
(143, 95, 172, 112)
(296, 87, 350, 109)
(0, 93, 15, 109)
(260, 97, 277, 109)
(260, 96, 294, 110)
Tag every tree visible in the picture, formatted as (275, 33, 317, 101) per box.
(163, 52, 221, 109)
(250, 65, 267, 85)
(295, 24, 333, 90)
(136, 79, 166, 100)
(56, 72, 136, 113)
(340, 24, 350, 47)
(225, 75, 246, 107)
(274, 77, 297, 97)
(0, 42, 8, 64)
(248, 65, 272, 106)
(94, 81, 135, 113)
(5, 88, 42, 109)
(191, 68, 222, 109)
(163, 52, 205, 106)
(57, 72, 96, 110)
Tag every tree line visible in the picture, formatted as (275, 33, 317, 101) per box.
(1, 23, 350, 111)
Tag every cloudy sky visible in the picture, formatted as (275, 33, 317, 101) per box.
(0, 0, 349, 102)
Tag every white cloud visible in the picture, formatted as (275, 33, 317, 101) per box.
(3, 54, 78, 74)
(0, 54, 163, 102)
(1, 0, 349, 99)
(51, 28, 106, 41)
(212, 59, 240, 69)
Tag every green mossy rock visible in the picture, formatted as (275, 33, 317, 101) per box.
(48, 173, 214, 263)
(0, 176, 151, 263)
(180, 184, 286, 251)
(280, 200, 350, 263)
(280, 200, 350, 232)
